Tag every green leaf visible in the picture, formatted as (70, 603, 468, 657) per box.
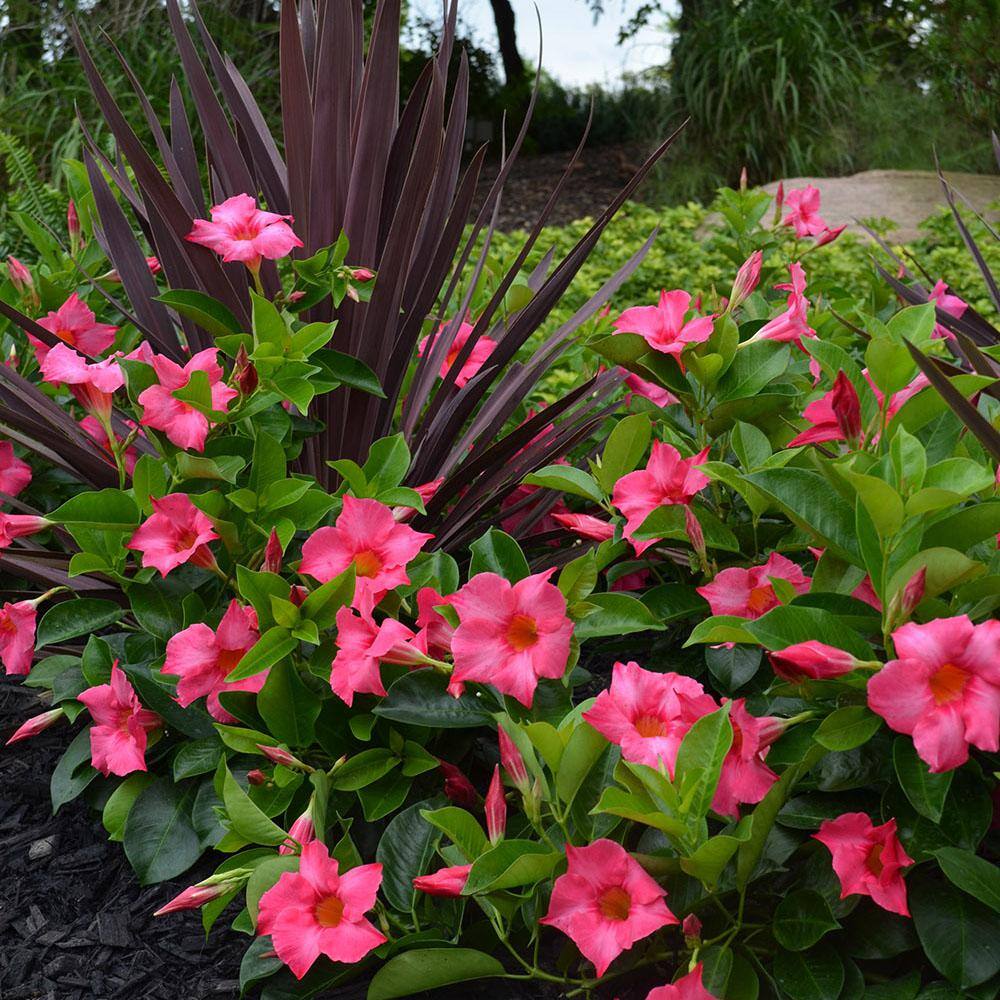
(374, 669, 496, 728)
(123, 779, 201, 884)
(715, 341, 790, 401)
(814, 707, 882, 752)
(37, 599, 124, 646)
(468, 528, 530, 582)
(299, 567, 355, 629)
(555, 723, 608, 809)
(257, 661, 321, 747)
(222, 768, 287, 846)
(773, 890, 840, 951)
(155, 289, 243, 339)
(362, 434, 411, 490)
(173, 740, 224, 781)
(330, 749, 399, 791)
(634, 503, 739, 552)
(680, 823, 751, 887)
(745, 604, 873, 661)
(226, 626, 298, 681)
(246, 856, 300, 924)
(420, 807, 488, 862)
(128, 581, 185, 641)
(674, 703, 732, 820)
(313, 348, 385, 397)
(367, 948, 504, 1000)
(642, 583, 708, 623)
(933, 848, 1000, 915)
(250, 431, 286, 494)
(49, 488, 139, 529)
(376, 799, 441, 912)
(596, 413, 651, 493)
(773, 947, 844, 1000)
(102, 773, 153, 842)
(524, 464, 605, 503)
(893, 737, 952, 823)
(50, 728, 97, 813)
(462, 839, 561, 894)
(573, 592, 664, 640)
(923, 501, 1000, 552)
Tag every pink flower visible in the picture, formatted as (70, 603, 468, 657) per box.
(413, 863, 472, 897)
(412, 587, 454, 659)
(280, 809, 317, 856)
(853, 575, 882, 611)
(0, 600, 36, 675)
(418, 319, 497, 388)
(697, 552, 810, 619)
(5, 707, 64, 745)
(713, 699, 781, 818)
(783, 185, 828, 238)
(137, 348, 238, 452)
(928, 280, 967, 340)
(729, 250, 763, 310)
(624, 371, 679, 408)
(449, 570, 573, 708)
(612, 442, 710, 555)
(299, 496, 432, 607)
(185, 193, 302, 268)
(866, 370, 930, 423)
(788, 370, 861, 448)
(485, 764, 506, 843)
(867, 615, 1000, 773)
(614, 290, 715, 359)
(39, 343, 124, 418)
(769, 641, 864, 682)
(646, 964, 715, 1000)
(162, 600, 263, 722)
(552, 512, 615, 542)
(256, 840, 386, 979)
(80, 416, 140, 474)
(540, 839, 677, 977)
(7, 257, 33, 295)
(0, 513, 49, 549)
(329, 602, 426, 706)
(814, 813, 913, 916)
(31, 292, 117, 362)
(681, 914, 702, 941)
(77, 664, 160, 777)
(0, 441, 31, 497)
(583, 661, 717, 774)
(610, 568, 651, 592)
(752, 262, 815, 348)
(814, 224, 846, 247)
(126, 493, 219, 577)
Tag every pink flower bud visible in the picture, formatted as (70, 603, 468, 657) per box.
(67, 200, 81, 242)
(256, 744, 310, 770)
(682, 913, 702, 941)
(775, 181, 785, 213)
(246, 768, 267, 785)
(815, 224, 846, 248)
(233, 343, 258, 397)
(6, 257, 32, 294)
(287, 290, 306, 303)
(769, 640, 863, 682)
(485, 764, 506, 844)
(900, 567, 926, 618)
(154, 882, 224, 916)
(413, 863, 471, 897)
(5, 707, 64, 745)
(739, 166, 748, 192)
(729, 250, 762, 310)
(498, 724, 529, 790)
(288, 584, 309, 607)
(439, 759, 478, 808)
(684, 506, 706, 561)
(831, 370, 862, 444)
(279, 810, 317, 856)
(263, 528, 283, 574)
(351, 267, 375, 282)
(146, 256, 162, 275)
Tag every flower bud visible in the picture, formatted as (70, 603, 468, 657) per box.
(413, 863, 471, 897)
(438, 759, 477, 808)
(682, 913, 702, 943)
(5, 707, 65, 746)
(728, 250, 762, 311)
(831, 370, 862, 445)
(263, 528, 283, 574)
(498, 724, 529, 791)
(279, 809, 317, 856)
(684, 506, 706, 569)
(6, 257, 32, 294)
(351, 267, 375, 282)
(815, 225, 846, 248)
(154, 882, 225, 916)
(485, 764, 506, 845)
(769, 640, 864, 682)
(900, 567, 926, 618)
(246, 768, 267, 786)
(233, 343, 258, 397)
(739, 166, 748, 192)
(288, 584, 309, 607)
(67, 200, 81, 246)
(256, 744, 313, 772)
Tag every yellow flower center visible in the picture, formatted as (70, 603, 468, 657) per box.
(506, 613, 539, 652)
(634, 715, 668, 738)
(314, 894, 345, 928)
(929, 662, 968, 705)
(354, 549, 383, 579)
(597, 886, 631, 922)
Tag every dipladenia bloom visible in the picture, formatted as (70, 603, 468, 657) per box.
(0, 600, 37, 675)
(256, 840, 386, 979)
(418, 319, 497, 388)
(77, 664, 160, 776)
(614, 290, 714, 359)
(584, 661, 716, 773)
(697, 552, 810, 619)
(185, 193, 302, 269)
(162, 600, 262, 721)
(449, 570, 573, 707)
(552, 512, 615, 542)
(40, 344, 124, 418)
(769, 641, 865, 682)
(540, 839, 677, 977)
(814, 813, 913, 916)
(413, 864, 472, 897)
(137, 348, 238, 452)
(299, 496, 432, 606)
(783, 185, 828, 238)
(612, 442, 710, 555)
(713, 699, 781, 818)
(329, 601, 426, 706)
(928, 280, 967, 340)
(31, 292, 117, 362)
(788, 370, 862, 448)
(624, 371, 679, 408)
(0, 441, 31, 497)
(412, 587, 455, 661)
(126, 493, 219, 577)
(80, 416, 140, 474)
(0, 513, 49, 550)
(5, 707, 64, 745)
(485, 765, 506, 844)
(750, 262, 814, 348)
(867, 615, 1000, 772)
(646, 964, 715, 999)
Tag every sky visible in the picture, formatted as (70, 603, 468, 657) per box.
(410, 1, 670, 88)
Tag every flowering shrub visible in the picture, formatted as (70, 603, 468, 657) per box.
(2, 4, 1000, 998)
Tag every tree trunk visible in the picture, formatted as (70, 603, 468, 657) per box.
(487, 0, 526, 87)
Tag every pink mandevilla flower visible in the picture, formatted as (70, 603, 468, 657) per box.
(0, 441, 31, 497)
(40, 343, 124, 418)
(646, 964, 715, 1000)
(613, 290, 715, 359)
(0, 600, 36, 675)
(449, 570, 573, 708)
(867, 615, 1000, 773)
(788, 370, 862, 448)
(185, 193, 302, 268)
(552, 512, 615, 542)
(299, 495, 432, 607)
(412, 587, 455, 661)
(540, 839, 677, 977)
(697, 551, 810, 619)
(0, 513, 49, 550)
(583, 661, 716, 774)
(928, 280, 967, 340)
(31, 292, 118, 362)
(418, 319, 497, 388)
(751, 262, 815, 348)
(77, 664, 160, 777)
(814, 813, 913, 916)
(612, 442, 710, 555)
(624, 371, 679, 408)
(413, 864, 472, 897)
(126, 493, 219, 577)
(713, 699, 782, 818)
(162, 599, 263, 722)
(137, 348, 238, 452)
(782, 185, 828, 237)
(256, 840, 385, 979)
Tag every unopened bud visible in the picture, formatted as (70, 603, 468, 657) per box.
(67, 200, 81, 246)
(263, 528, 283, 574)
(739, 167, 748, 192)
(814, 225, 846, 248)
(6, 707, 65, 746)
(728, 250, 762, 311)
(233, 343, 258, 397)
(154, 882, 224, 916)
(246, 768, 267, 785)
(831, 370, 862, 445)
(351, 267, 375, 283)
(279, 809, 317, 856)
(485, 765, 506, 845)
(7, 257, 32, 293)
(682, 913, 702, 943)
(439, 759, 478, 808)
(684, 506, 706, 567)
(498, 724, 529, 791)
(900, 567, 926, 617)
(256, 744, 313, 772)
(288, 584, 308, 607)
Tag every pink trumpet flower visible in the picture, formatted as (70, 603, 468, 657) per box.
(928, 280, 967, 340)
(418, 319, 497, 388)
(782, 185, 828, 238)
(697, 551, 810, 620)
(728, 250, 763, 310)
(769, 641, 865, 682)
(0, 599, 37, 676)
(154, 882, 227, 916)
(0, 513, 50, 550)
(646, 964, 715, 1000)
(185, 193, 302, 269)
(0, 441, 32, 498)
(552, 512, 615, 542)
(750, 262, 815, 349)
(31, 292, 118, 363)
(39, 344, 124, 418)
(127, 494, 219, 577)
(613, 290, 715, 359)
(624, 371, 679, 408)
